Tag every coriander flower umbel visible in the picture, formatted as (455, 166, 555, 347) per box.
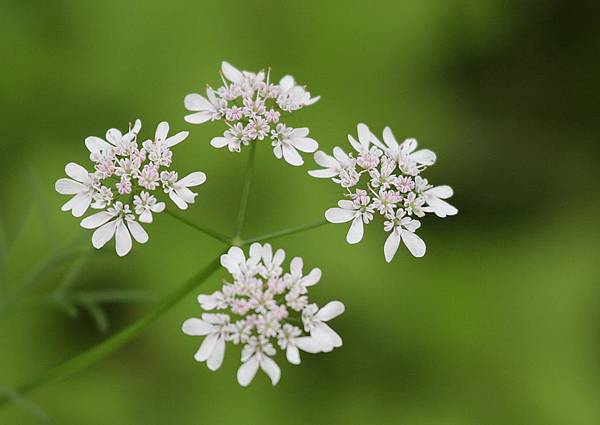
(56, 119, 207, 256)
(184, 61, 319, 166)
(182, 243, 344, 386)
(311, 123, 457, 262)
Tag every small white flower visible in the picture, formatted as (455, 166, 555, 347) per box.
(55, 163, 96, 217)
(162, 171, 207, 210)
(184, 243, 344, 386)
(182, 313, 230, 371)
(85, 119, 142, 160)
(381, 127, 436, 173)
(184, 87, 225, 124)
(422, 185, 458, 218)
(325, 195, 374, 244)
(276, 75, 320, 112)
(80, 201, 149, 257)
(308, 147, 356, 180)
(271, 125, 318, 166)
(383, 209, 426, 261)
(133, 192, 165, 223)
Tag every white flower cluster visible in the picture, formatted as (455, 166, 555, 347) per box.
(55, 120, 206, 256)
(184, 61, 320, 166)
(182, 243, 344, 386)
(310, 124, 457, 262)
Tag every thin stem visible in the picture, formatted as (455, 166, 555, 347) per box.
(242, 219, 330, 245)
(234, 142, 258, 241)
(0, 252, 224, 407)
(0, 216, 6, 294)
(165, 210, 230, 245)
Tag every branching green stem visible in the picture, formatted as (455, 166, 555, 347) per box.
(234, 142, 257, 241)
(165, 210, 230, 245)
(0, 252, 224, 407)
(242, 219, 329, 245)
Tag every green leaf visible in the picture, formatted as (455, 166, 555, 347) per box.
(81, 301, 109, 333)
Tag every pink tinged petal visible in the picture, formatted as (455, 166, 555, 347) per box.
(207, 338, 226, 371)
(178, 171, 206, 187)
(81, 211, 114, 229)
(115, 220, 132, 257)
(55, 178, 84, 195)
(301, 268, 321, 287)
(308, 169, 338, 178)
(221, 61, 244, 83)
(169, 191, 188, 210)
(237, 355, 260, 387)
(165, 131, 188, 148)
(281, 144, 303, 166)
(259, 356, 281, 386)
(194, 333, 219, 362)
(184, 93, 212, 111)
(427, 185, 454, 199)
(127, 220, 148, 244)
(382, 126, 398, 149)
(286, 345, 301, 365)
(182, 318, 214, 336)
(210, 137, 229, 148)
(85, 136, 111, 153)
(91, 220, 118, 249)
(411, 149, 436, 165)
(65, 163, 89, 183)
(197, 294, 219, 310)
(295, 336, 323, 354)
(384, 229, 401, 263)
(316, 301, 345, 321)
(155, 121, 169, 141)
(291, 137, 318, 153)
(401, 229, 426, 258)
(325, 208, 355, 223)
(346, 216, 364, 244)
(185, 111, 213, 124)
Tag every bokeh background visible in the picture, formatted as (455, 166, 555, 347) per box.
(1, 0, 599, 424)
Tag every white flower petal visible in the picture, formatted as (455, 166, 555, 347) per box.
(210, 137, 229, 148)
(260, 355, 281, 386)
(295, 336, 323, 354)
(400, 229, 426, 258)
(81, 211, 114, 229)
(127, 220, 148, 244)
(346, 216, 364, 244)
(308, 169, 338, 178)
(281, 143, 303, 166)
(178, 171, 206, 187)
(68, 193, 92, 217)
(411, 149, 436, 165)
(184, 93, 212, 111)
(316, 301, 345, 321)
(165, 131, 188, 148)
(382, 126, 398, 149)
(301, 268, 321, 287)
(91, 220, 118, 249)
(65, 163, 89, 183)
(169, 191, 188, 210)
(55, 178, 84, 195)
(185, 111, 213, 124)
(155, 121, 169, 141)
(237, 355, 260, 387)
(427, 185, 453, 199)
(221, 61, 243, 83)
(291, 137, 318, 153)
(384, 229, 401, 263)
(194, 333, 218, 362)
(115, 220, 132, 257)
(182, 318, 214, 336)
(206, 338, 226, 371)
(85, 136, 111, 153)
(286, 345, 301, 365)
(325, 208, 355, 223)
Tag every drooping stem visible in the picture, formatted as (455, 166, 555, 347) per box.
(0, 252, 223, 407)
(234, 142, 258, 242)
(242, 219, 330, 245)
(165, 210, 231, 245)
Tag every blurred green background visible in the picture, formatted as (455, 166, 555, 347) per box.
(1, 0, 599, 424)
